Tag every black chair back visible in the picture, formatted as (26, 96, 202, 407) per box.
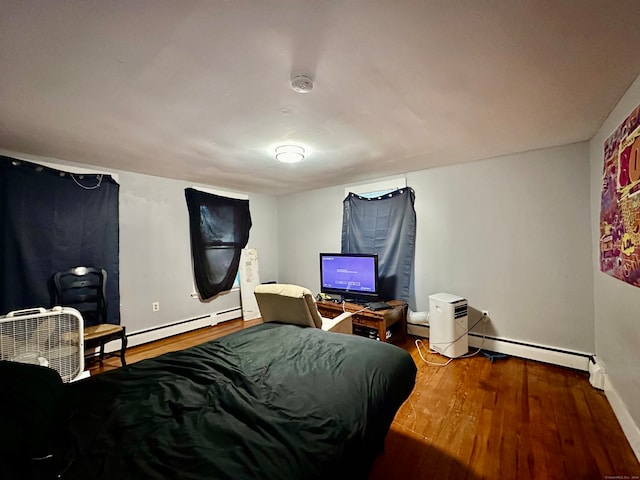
(53, 267, 107, 327)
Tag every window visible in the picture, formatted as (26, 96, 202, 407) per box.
(341, 178, 415, 302)
(344, 177, 407, 198)
(184, 188, 252, 300)
(0, 156, 121, 323)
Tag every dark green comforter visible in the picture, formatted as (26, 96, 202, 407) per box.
(64, 323, 416, 479)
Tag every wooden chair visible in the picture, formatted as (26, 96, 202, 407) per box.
(53, 267, 127, 366)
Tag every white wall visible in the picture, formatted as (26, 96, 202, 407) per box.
(410, 143, 593, 350)
(0, 151, 279, 336)
(117, 170, 278, 333)
(589, 73, 640, 456)
(277, 185, 345, 288)
(278, 142, 595, 353)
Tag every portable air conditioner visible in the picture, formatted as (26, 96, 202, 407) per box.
(0, 306, 85, 382)
(429, 293, 468, 358)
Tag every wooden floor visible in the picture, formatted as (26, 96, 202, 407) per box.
(90, 320, 640, 479)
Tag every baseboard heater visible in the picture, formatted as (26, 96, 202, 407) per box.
(104, 308, 243, 352)
(215, 307, 242, 317)
(407, 323, 593, 371)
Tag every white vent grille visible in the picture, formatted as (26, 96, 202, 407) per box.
(454, 304, 467, 319)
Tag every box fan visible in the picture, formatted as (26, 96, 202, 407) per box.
(0, 307, 85, 382)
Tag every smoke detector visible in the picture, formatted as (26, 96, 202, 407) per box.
(290, 74, 313, 94)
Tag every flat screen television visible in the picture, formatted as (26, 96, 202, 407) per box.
(319, 252, 379, 303)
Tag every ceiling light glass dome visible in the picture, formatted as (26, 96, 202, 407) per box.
(275, 145, 305, 163)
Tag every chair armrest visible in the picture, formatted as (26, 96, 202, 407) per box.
(320, 312, 353, 334)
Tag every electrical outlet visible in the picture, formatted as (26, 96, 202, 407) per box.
(482, 310, 489, 322)
(152, 301, 160, 312)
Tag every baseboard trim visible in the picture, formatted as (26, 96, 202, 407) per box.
(603, 371, 640, 463)
(407, 322, 592, 371)
(104, 308, 242, 352)
(125, 315, 213, 349)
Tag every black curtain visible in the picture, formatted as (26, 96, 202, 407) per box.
(0, 157, 120, 325)
(184, 188, 252, 300)
(341, 188, 416, 303)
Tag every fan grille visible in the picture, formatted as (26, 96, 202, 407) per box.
(0, 310, 83, 382)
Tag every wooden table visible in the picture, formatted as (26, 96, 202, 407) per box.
(316, 300, 407, 344)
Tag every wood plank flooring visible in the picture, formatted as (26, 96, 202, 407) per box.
(88, 320, 640, 479)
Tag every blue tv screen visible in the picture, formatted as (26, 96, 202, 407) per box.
(319, 253, 379, 300)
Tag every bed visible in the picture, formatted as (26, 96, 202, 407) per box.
(1, 322, 416, 479)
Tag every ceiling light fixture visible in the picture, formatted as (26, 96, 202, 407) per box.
(275, 145, 305, 163)
(290, 74, 313, 94)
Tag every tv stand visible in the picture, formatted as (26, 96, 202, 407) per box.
(343, 298, 368, 306)
(317, 300, 407, 344)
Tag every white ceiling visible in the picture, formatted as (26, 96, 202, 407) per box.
(1, 1, 640, 196)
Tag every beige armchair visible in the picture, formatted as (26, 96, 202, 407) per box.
(254, 284, 352, 334)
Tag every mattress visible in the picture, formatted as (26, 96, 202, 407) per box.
(63, 323, 417, 479)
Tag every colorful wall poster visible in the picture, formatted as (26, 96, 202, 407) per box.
(600, 103, 640, 287)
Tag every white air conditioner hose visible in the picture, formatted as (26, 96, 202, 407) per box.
(407, 309, 429, 325)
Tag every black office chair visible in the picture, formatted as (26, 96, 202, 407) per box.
(53, 267, 127, 366)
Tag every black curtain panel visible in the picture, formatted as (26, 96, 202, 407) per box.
(341, 188, 416, 302)
(0, 157, 120, 325)
(184, 188, 252, 300)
